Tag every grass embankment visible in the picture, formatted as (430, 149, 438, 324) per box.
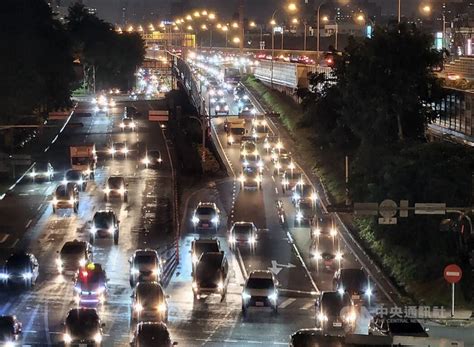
(243, 75, 346, 203)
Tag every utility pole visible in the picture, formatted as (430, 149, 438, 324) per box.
(239, 0, 244, 53)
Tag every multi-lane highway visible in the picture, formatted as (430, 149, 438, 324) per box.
(0, 97, 174, 346)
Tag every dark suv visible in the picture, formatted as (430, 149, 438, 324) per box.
(90, 210, 120, 245)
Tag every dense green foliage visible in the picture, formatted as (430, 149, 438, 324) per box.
(66, 4, 145, 91)
(300, 23, 474, 298)
(0, 0, 75, 120)
(0, 1, 145, 121)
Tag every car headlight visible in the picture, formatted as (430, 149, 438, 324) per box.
(338, 287, 345, 295)
(94, 333, 102, 343)
(318, 313, 328, 322)
(192, 216, 199, 224)
(312, 250, 322, 260)
(257, 160, 263, 167)
(131, 268, 139, 275)
(119, 186, 126, 195)
(78, 258, 86, 267)
(22, 272, 33, 280)
(255, 176, 261, 183)
(242, 291, 251, 300)
(78, 179, 83, 185)
(157, 303, 167, 312)
(335, 251, 343, 261)
(216, 106, 220, 111)
(366, 287, 373, 297)
(292, 193, 300, 201)
(108, 227, 114, 234)
(217, 281, 224, 290)
(228, 135, 234, 143)
(63, 333, 72, 343)
(4, 341, 15, 347)
(130, 122, 136, 128)
(122, 147, 129, 154)
(104, 187, 111, 194)
(296, 211, 303, 221)
(229, 235, 236, 243)
(93, 106, 100, 113)
(84, 168, 91, 175)
(330, 228, 337, 237)
(56, 258, 63, 266)
(52, 197, 58, 205)
(243, 160, 249, 166)
(0, 273, 10, 280)
(120, 123, 125, 128)
(69, 198, 75, 205)
(134, 303, 143, 312)
(29, 171, 36, 177)
(192, 281, 198, 289)
(152, 267, 160, 277)
(345, 311, 357, 323)
(109, 148, 116, 154)
(90, 226, 97, 234)
(224, 105, 229, 111)
(142, 157, 150, 165)
(249, 236, 256, 244)
(268, 292, 278, 301)
(211, 216, 219, 224)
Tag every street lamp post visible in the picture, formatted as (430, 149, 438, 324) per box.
(398, 0, 401, 23)
(316, 0, 327, 60)
(304, 22, 307, 51)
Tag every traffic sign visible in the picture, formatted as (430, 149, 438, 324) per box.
(415, 203, 446, 215)
(149, 110, 169, 122)
(379, 199, 397, 218)
(378, 217, 397, 225)
(444, 264, 462, 284)
(399, 200, 409, 218)
(353, 202, 378, 216)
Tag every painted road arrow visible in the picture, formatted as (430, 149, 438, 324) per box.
(268, 260, 296, 275)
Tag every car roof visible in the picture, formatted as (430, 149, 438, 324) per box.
(193, 238, 219, 244)
(134, 249, 159, 257)
(136, 282, 164, 296)
(248, 270, 273, 279)
(7, 252, 32, 263)
(233, 221, 254, 227)
(66, 308, 99, 320)
(95, 210, 115, 216)
(197, 202, 217, 208)
(137, 321, 169, 333)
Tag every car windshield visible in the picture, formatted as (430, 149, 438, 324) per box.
(299, 201, 313, 211)
(94, 213, 112, 229)
(196, 207, 215, 215)
(135, 254, 157, 266)
(230, 128, 245, 135)
(387, 320, 426, 335)
(321, 293, 351, 316)
(149, 150, 161, 158)
(194, 242, 219, 255)
(61, 243, 84, 256)
(246, 277, 274, 290)
(66, 170, 81, 180)
(255, 125, 267, 133)
(233, 224, 252, 235)
(137, 325, 170, 345)
(66, 311, 99, 337)
(35, 162, 50, 171)
(55, 185, 69, 197)
(137, 285, 163, 306)
(6, 255, 30, 272)
(123, 117, 133, 122)
(107, 177, 123, 189)
(243, 142, 256, 152)
(114, 143, 125, 149)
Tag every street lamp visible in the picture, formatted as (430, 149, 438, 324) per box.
(316, 0, 328, 59)
(233, 36, 241, 44)
(222, 25, 229, 48)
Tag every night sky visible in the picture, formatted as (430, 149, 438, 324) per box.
(75, 0, 418, 24)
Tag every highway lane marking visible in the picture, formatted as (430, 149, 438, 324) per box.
(37, 203, 43, 211)
(10, 238, 19, 248)
(279, 298, 296, 308)
(275, 187, 278, 194)
(0, 233, 9, 243)
(300, 302, 315, 310)
(25, 219, 33, 229)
